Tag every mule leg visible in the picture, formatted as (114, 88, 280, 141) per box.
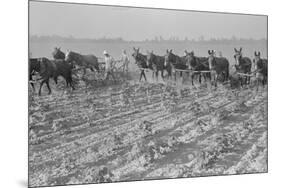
(65, 75, 69, 87)
(180, 72, 184, 84)
(66, 73, 75, 90)
(68, 75, 75, 90)
(209, 72, 212, 82)
(168, 66, 173, 81)
(155, 71, 159, 82)
(143, 71, 147, 81)
(203, 73, 207, 82)
(30, 82, 35, 92)
(38, 80, 46, 96)
(226, 69, 229, 81)
(139, 71, 143, 82)
(223, 72, 227, 82)
(46, 79, 51, 95)
(54, 76, 58, 85)
(245, 75, 249, 85)
(214, 74, 218, 87)
(239, 76, 243, 87)
(263, 75, 267, 87)
(199, 74, 202, 84)
(191, 73, 194, 86)
(71, 79, 75, 90)
(167, 69, 171, 80)
(161, 70, 164, 81)
(255, 78, 260, 92)
(29, 73, 36, 92)
(140, 70, 146, 82)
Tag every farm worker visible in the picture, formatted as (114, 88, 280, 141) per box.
(103, 50, 116, 80)
(121, 50, 130, 72)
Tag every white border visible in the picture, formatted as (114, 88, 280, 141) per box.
(1, 0, 280, 188)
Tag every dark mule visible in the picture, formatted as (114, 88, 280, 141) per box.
(146, 51, 169, 81)
(207, 50, 229, 87)
(234, 47, 252, 86)
(164, 49, 188, 81)
(37, 58, 74, 96)
(65, 50, 99, 77)
(29, 58, 41, 91)
(132, 47, 149, 81)
(52, 47, 65, 60)
(253, 51, 268, 89)
(185, 51, 210, 86)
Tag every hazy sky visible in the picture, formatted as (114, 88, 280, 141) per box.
(29, 1, 267, 41)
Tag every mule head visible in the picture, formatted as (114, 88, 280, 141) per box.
(53, 47, 65, 60)
(146, 50, 154, 67)
(164, 49, 174, 66)
(253, 51, 262, 70)
(234, 47, 242, 65)
(132, 47, 140, 61)
(65, 50, 72, 62)
(207, 50, 216, 70)
(253, 51, 261, 63)
(185, 51, 196, 68)
(53, 47, 59, 56)
(38, 57, 50, 74)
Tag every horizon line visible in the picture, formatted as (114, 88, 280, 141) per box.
(29, 34, 267, 42)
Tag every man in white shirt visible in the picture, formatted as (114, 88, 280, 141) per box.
(103, 50, 115, 81)
(121, 50, 130, 72)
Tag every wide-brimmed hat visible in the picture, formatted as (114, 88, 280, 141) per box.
(103, 50, 108, 55)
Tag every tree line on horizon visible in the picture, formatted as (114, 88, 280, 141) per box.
(29, 34, 267, 45)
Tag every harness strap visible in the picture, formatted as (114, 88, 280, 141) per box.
(194, 57, 209, 69)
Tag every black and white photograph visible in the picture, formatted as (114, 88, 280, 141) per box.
(28, 1, 268, 187)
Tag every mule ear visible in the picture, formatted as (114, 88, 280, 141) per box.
(170, 49, 172, 53)
(234, 48, 238, 52)
(133, 47, 136, 51)
(258, 51, 261, 56)
(254, 51, 257, 56)
(239, 47, 242, 52)
(166, 49, 169, 53)
(208, 50, 211, 55)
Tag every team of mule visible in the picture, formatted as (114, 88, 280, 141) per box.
(29, 57, 74, 95)
(29, 47, 267, 96)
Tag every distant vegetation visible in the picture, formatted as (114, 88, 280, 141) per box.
(30, 35, 267, 45)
